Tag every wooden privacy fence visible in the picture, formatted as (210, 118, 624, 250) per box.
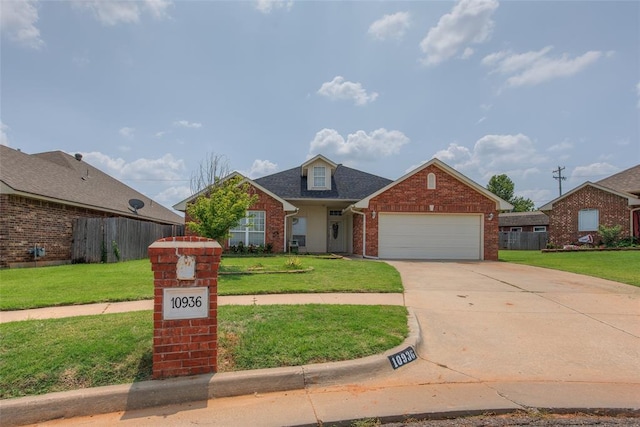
(72, 217, 184, 263)
(499, 231, 548, 250)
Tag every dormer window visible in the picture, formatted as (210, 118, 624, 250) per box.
(313, 166, 326, 188)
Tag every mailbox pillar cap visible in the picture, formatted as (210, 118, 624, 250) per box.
(149, 239, 221, 250)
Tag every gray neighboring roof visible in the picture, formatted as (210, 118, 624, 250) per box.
(596, 164, 640, 196)
(499, 211, 549, 227)
(254, 164, 393, 201)
(0, 145, 183, 225)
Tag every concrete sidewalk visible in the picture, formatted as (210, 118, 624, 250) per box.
(2, 261, 639, 426)
(0, 293, 405, 323)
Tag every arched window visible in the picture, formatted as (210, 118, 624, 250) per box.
(427, 173, 436, 189)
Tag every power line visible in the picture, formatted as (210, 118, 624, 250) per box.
(552, 166, 567, 197)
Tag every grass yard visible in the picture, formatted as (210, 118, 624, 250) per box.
(0, 305, 408, 399)
(0, 256, 402, 310)
(499, 250, 640, 287)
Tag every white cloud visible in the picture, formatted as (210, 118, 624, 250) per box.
(0, 0, 44, 49)
(309, 128, 409, 162)
(431, 134, 547, 183)
(1, 122, 10, 146)
(245, 159, 278, 179)
(317, 76, 379, 106)
(571, 162, 618, 181)
(72, 0, 171, 26)
(154, 185, 191, 210)
(636, 82, 640, 108)
(547, 140, 573, 152)
(173, 120, 202, 129)
(255, 0, 293, 14)
(420, 0, 499, 66)
(482, 46, 604, 88)
(368, 12, 411, 41)
(80, 152, 185, 182)
(119, 126, 135, 138)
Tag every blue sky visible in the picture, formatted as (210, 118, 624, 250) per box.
(2, 0, 639, 213)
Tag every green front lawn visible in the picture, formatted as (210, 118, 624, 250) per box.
(0, 305, 408, 399)
(0, 256, 402, 310)
(499, 250, 640, 287)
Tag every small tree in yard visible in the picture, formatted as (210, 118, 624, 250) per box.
(186, 175, 258, 242)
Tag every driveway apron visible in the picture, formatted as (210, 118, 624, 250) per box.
(387, 261, 640, 384)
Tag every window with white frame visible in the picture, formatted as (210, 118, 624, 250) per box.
(313, 166, 326, 188)
(229, 211, 265, 246)
(578, 209, 599, 231)
(427, 173, 436, 190)
(533, 226, 547, 232)
(510, 227, 523, 232)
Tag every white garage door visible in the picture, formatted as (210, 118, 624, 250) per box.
(378, 214, 482, 260)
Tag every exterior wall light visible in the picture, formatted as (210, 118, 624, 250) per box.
(372, 211, 376, 218)
(488, 213, 494, 221)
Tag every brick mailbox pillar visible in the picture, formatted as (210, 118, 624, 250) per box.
(148, 236, 222, 379)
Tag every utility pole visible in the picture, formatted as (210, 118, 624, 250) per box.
(553, 166, 567, 196)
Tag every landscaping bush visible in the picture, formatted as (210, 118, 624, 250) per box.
(598, 224, 623, 247)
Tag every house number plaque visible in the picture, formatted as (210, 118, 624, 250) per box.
(163, 287, 209, 320)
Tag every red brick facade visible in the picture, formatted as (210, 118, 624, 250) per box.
(149, 236, 221, 379)
(185, 187, 287, 253)
(548, 186, 632, 246)
(352, 164, 500, 260)
(0, 194, 113, 268)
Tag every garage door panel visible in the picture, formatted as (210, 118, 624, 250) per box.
(378, 214, 481, 260)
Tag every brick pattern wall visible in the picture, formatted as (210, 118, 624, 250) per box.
(0, 194, 112, 268)
(353, 165, 499, 260)
(149, 236, 221, 379)
(548, 186, 631, 246)
(184, 186, 286, 253)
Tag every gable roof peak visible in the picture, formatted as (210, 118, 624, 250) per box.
(301, 154, 338, 176)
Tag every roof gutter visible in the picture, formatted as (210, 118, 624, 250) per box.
(346, 205, 377, 259)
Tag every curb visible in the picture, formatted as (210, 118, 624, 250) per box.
(0, 310, 422, 426)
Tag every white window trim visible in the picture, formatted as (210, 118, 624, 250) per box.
(427, 173, 436, 190)
(533, 226, 547, 232)
(510, 227, 523, 232)
(312, 166, 327, 189)
(578, 209, 599, 232)
(229, 211, 265, 246)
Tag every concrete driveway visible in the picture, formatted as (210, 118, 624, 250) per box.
(387, 261, 640, 385)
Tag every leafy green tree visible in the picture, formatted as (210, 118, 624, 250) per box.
(486, 174, 514, 202)
(510, 196, 535, 212)
(486, 174, 535, 212)
(186, 175, 258, 242)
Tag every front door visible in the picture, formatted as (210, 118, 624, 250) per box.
(328, 219, 345, 253)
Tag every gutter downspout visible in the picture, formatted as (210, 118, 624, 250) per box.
(284, 208, 299, 253)
(348, 205, 377, 259)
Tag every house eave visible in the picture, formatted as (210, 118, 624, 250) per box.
(2, 185, 183, 225)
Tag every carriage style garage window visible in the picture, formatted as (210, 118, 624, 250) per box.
(229, 211, 265, 246)
(578, 209, 599, 231)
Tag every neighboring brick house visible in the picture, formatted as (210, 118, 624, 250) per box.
(539, 164, 640, 246)
(499, 211, 549, 232)
(174, 155, 512, 260)
(0, 145, 184, 268)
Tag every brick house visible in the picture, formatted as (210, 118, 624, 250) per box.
(174, 155, 512, 260)
(0, 145, 183, 268)
(498, 211, 549, 233)
(539, 164, 640, 246)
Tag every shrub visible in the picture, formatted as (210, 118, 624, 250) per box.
(284, 256, 303, 269)
(598, 224, 623, 247)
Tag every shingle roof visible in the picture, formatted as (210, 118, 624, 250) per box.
(254, 164, 393, 201)
(596, 164, 640, 196)
(499, 211, 549, 227)
(0, 145, 183, 225)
